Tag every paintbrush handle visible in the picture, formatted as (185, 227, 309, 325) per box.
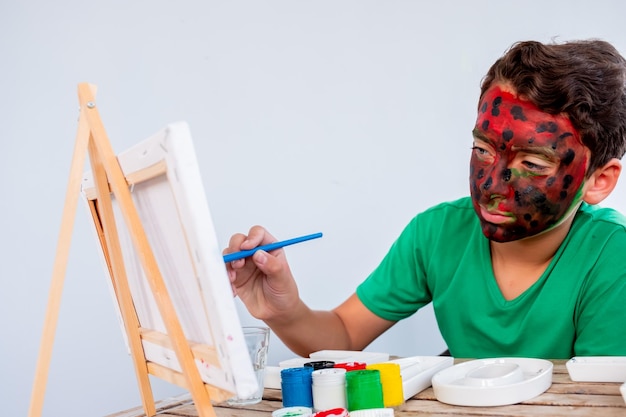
(223, 232, 323, 263)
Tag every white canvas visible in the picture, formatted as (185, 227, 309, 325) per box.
(81, 122, 258, 398)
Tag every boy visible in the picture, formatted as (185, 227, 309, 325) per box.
(225, 39, 626, 359)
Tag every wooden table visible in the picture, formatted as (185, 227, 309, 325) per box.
(108, 360, 625, 417)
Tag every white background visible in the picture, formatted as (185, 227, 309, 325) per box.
(2, 1, 625, 416)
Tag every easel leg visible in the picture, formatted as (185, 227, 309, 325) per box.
(28, 107, 91, 417)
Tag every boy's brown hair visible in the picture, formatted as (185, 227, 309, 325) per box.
(481, 39, 626, 175)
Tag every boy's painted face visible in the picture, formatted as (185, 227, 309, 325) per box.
(470, 85, 588, 242)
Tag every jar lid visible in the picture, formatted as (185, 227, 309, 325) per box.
(312, 368, 346, 385)
(272, 406, 313, 417)
(311, 408, 348, 417)
(304, 361, 336, 370)
(281, 366, 314, 383)
(348, 408, 394, 417)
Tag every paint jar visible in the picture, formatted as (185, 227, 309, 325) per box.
(334, 362, 366, 372)
(311, 368, 347, 411)
(366, 363, 403, 407)
(345, 369, 384, 411)
(311, 408, 349, 417)
(281, 367, 314, 407)
(348, 408, 395, 417)
(272, 406, 313, 417)
(304, 361, 336, 370)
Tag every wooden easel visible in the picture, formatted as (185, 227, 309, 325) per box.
(28, 83, 230, 417)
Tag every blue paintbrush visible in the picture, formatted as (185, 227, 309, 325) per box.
(223, 232, 323, 263)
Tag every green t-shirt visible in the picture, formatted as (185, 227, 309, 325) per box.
(356, 197, 626, 359)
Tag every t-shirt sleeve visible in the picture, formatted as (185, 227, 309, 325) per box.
(573, 228, 626, 356)
(356, 215, 433, 322)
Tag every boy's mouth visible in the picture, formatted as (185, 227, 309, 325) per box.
(479, 206, 516, 224)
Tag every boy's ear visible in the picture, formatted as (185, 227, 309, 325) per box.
(583, 158, 622, 205)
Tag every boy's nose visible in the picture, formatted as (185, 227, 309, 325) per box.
(490, 167, 514, 196)
(482, 162, 512, 196)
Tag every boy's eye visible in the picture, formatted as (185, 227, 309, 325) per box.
(522, 160, 546, 170)
(520, 155, 553, 172)
(472, 145, 495, 163)
(472, 146, 488, 155)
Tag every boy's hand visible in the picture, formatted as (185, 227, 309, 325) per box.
(225, 226, 301, 322)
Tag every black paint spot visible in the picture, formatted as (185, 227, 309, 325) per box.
(500, 143, 506, 151)
(528, 137, 535, 144)
(559, 132, 573, 140)
(482, 120, 490, 131)
(546, 177, 556, 186)
(482, 177, 493, 190)
(530, 220, 539, 228)
(502, 129, 514, 141)
(536, 122, 558, 133)
(562, 149, 575, 166)
(502, 168, 512, 182)
(510, 226, 526, 236)
(532, 193, 547, 205)
(562, 174, 573, 189)
(491, 96, 502, 116)
(560, 191, 568, 200)
(477, 168, 485, 179)
(510, 105, 527, 121)
(524, 213, 532, 221)
(481, 102, 488, 113)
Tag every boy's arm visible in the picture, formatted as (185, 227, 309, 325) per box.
(266, 293, 395, 357)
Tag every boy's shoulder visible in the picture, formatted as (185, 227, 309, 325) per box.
(577, 203, 626, 231)
(411, 197, 479, 237)
(419, 196, 476, 218)
(568, 204, 626, 254)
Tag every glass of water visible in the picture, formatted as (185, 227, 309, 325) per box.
(227, 326, 270, 405)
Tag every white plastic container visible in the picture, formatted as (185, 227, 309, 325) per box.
(312, 368, 347, 411)
(566, 357, 626, 382)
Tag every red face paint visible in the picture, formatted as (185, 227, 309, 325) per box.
(469, 85, 588, 242)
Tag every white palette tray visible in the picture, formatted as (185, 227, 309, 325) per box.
(566, 356, 626, 382)
(387, 356, 454, 399)
(307, 350, 390, 365)
(278, 350, 390, 369)
(432, 358, 553, 407)
(265, 352, 454, 398)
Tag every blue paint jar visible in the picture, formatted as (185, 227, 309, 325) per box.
(281, 367, 315, 408)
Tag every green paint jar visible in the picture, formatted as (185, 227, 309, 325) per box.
(345, 369, 384, 411)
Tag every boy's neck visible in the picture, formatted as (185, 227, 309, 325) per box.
(489, 211, 577, 300)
